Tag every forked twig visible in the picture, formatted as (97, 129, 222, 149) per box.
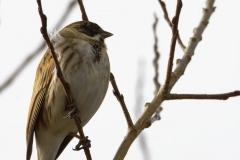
(110, 73, 134, 128)
(158, 0, 186, 51)
(36, 0, 91, 159)
(162, 0, 182, 94)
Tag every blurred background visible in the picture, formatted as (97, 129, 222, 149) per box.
(0, 0, 240, 159)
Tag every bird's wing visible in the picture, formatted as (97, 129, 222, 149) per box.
(26, 49, 55, 160)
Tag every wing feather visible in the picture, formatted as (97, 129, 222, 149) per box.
(26, 49, 55, 160)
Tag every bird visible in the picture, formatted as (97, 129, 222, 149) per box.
(26, 21, 112, 160)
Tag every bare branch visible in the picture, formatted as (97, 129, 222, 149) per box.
(166, 91, 240, 100)
(0, 0, 77, 94)
(162, 0, 182, 94)
(36, 0, 92, 159)
(110, 73, 134, 128)
(158, 0, 186, 51)
(113, 1, 183, 159)
(77, 0, 89, 21)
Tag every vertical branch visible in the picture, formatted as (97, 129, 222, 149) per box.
(162, 0, 182, 94)
(77, 0, 89, 21)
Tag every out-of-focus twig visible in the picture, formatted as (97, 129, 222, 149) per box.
(153, 14, 161, 94)
(0, 0, 77, 94)
(0, 42, 45, 93)
(110, 73, 134, 129)
(36, 0, 92, 159)
(158, 0, 186, 51)
(134, 60, 151, 159)
(77, 0, 88, 21)
(151, 14, 163, 123)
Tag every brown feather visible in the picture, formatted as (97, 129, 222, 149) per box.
(26, 49, 55, 160)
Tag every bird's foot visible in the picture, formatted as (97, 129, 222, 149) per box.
(63, 101, 79, 118)
(73, 136, 91, 151)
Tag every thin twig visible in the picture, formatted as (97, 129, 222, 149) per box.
(158, 0, 186, 51)
(162, 0, 182, 94)
(158, 0, 172, 27)
(77, 0, 88, 21)
(36, 1, 91, 159)
(166, 91, 240, 100)
(151, 14, 163, 122)
(0, 0, 77, 94)
(110, 73, 134, 129)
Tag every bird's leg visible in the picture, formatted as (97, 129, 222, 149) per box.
(73, 136, 91, 151)
(69, 132, 91, 151)
(63, 101, 80, 118)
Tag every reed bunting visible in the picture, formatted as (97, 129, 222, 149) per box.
(26, 21, 112, 160)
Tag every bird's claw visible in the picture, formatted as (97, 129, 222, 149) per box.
(73, 136, 91, 151)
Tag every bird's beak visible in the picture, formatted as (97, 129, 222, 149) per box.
(100, 30, 113, 39)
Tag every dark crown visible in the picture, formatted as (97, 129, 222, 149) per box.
(65, 21, 103, 37)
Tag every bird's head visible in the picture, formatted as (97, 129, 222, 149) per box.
(59, 21, 113, 42)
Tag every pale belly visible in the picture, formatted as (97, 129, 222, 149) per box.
(35, 54, 110, 159)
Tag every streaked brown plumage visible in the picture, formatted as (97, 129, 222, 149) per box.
(26, 21, 112, 160)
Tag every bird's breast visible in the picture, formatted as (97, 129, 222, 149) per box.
(49, 36, 110, 128)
